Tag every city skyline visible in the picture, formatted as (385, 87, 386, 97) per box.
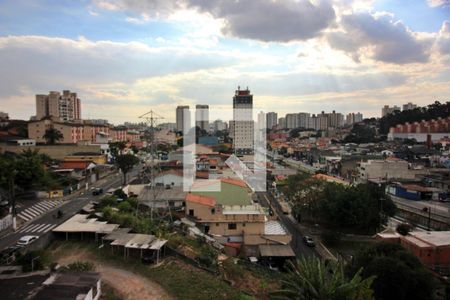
(0, 0, 449, 123)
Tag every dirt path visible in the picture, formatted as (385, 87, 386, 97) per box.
(56, 248, 173, 300)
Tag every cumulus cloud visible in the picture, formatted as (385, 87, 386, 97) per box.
(327, 12, 433, 64)
(94, 0, 336, 42)
(427, 0, 450, 8)
(0, 35, 239, 98)
(436, 21, 450, 54)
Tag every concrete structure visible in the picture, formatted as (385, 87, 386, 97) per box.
(381, 105, 401, 117)
(28, 119, 137, 144)
(278, 117, 286, 129)
(64, 152, 107, 165)
(36, 90, 81, 121)
(195, 104, 209, 131)
(176, 105, 190, 132)
(0, 144, 102, 160)
(346, 112, 363, 125)
(403, 102, 417, 111)
(0, 271, 101, 300)
(388, 117, 450, 142)
(358, 158, 425, 182)
(266, 112, 277, 129)
(232, 87, 254, 155)
(327, 110, 344, 128)
(212, 119, 227, 132)
(285, 113, 298, 129)
(139, 186, 186, 209)
(186, 178, 292, 256)
(377, 230, 450, 274)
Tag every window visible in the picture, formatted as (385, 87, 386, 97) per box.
(189, 209, 194, 216)
(211, 208, 215, 215)
(216, 223, 219, 226)
(228, 223, 237, 230)
(243, 223, 246, 227)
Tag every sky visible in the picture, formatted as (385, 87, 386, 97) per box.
(0, 0, 449, 124)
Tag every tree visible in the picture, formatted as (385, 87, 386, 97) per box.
(115, 154, 139, 185)
(273, 257, 374, 300)
(284, 174, 396, 233)
(43, 127, 63, 144)
(343, 124, 376, 143)
(346, 242, 436, 300)
(396, 223, 412, 236)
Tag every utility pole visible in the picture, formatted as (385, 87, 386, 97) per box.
(138, 110, 165, 220)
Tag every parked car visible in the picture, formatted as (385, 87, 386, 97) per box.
(92, 188, 103, 196)
(17, 235, 39, 246)
(303, 235, 315, 247)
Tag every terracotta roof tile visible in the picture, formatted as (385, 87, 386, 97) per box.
(186, 193, 216, 207)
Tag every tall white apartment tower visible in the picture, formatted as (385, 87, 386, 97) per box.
(176, 105, 190, 132)
(195, 104, 209, 131)
(266, 112, 278, 129)
(232, 87, 254, 155)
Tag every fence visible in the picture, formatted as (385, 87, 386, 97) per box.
(0, 214, 12, 231)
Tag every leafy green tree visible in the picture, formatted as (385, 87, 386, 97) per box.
(67, 261, 95, 272)
(347, 242, 435, 300)
(273, 257, 374, 300)
(43, 127, 63, 144)
(343, 124, 376, 143)
(115, 154, 139, 185)
(396, 223, 412, 236)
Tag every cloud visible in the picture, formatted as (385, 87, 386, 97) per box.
(436, 21, 450, 55)
(0, 35, 239, 98)
(94, 0, 336, 42)
(327, 12, 433, 64)
(427, 0, 450, 8)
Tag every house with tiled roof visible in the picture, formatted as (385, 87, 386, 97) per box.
(185, 178, 293, 257)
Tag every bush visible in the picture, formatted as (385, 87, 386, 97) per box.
(67, 261, 95, 272)
(99, 196, 117, 208)
(396, 223, 412, 236)
(118, 201, 132, 213)
(321, 230, 342, 247)
(197, 245, 217, 268)
(114, 189, 127, 199)
(16, 251, 44, 272)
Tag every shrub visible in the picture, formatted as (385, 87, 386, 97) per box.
(67, 261, 95, 272)
(197, 245, 217, 268)
(396, 223, 412, 236)
(16, 251, 44, 272)
(114, 189, 127, 199)
(117, 201, 132, 213)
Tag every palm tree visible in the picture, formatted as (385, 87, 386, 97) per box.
(272, 257, 374, 300)
(43, 127, 63, 144)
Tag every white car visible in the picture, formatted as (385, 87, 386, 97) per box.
(17, 235, 39, 246)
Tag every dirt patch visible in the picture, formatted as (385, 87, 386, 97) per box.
(54, 246, 173, 300)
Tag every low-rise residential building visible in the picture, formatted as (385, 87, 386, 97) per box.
(358, 158, 426, 183)
(377, 230, 450, 274)
(185, 178, 292, 256)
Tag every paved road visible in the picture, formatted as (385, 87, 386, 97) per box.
(0, 167, 139, 251)
(257, 191, 317, 258)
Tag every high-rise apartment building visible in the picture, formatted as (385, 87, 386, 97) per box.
(298, 113, 310, 129)
(382, 105, 401, 117)
(213, 119, 227, 132)
(346, 112, 363, 125)
(266, 112, 277, 129)
(278, 117, 286, 129)
(232, 87, 254, 155)
(195, 104, 209, 131)
(403, 102, 417, 111)
(285, 113, 298, 129)
(176, 105, 190, 132)
(35, 90, 81, 122)
(328, 110, 344, 128)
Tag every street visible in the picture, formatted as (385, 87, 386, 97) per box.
(0, 167, 139, 251)
(257, 191, 317, 258)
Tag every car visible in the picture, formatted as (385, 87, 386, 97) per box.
(92, 188, 103, 196)
(303, 235, 315, 247)
(17, 235, 39, 246)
